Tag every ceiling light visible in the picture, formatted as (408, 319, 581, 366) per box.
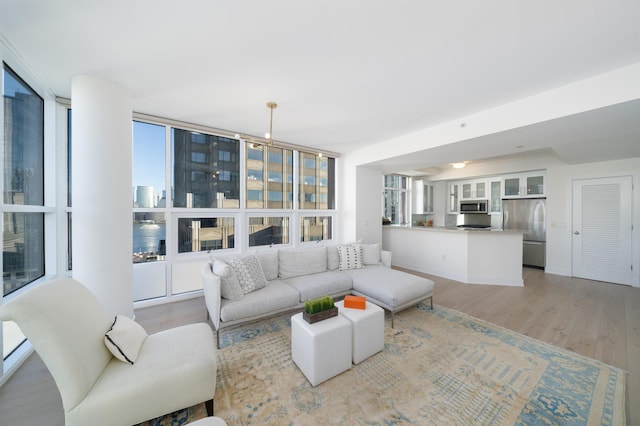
(452, 162, 466, 169)
(265, 101, 277, 144)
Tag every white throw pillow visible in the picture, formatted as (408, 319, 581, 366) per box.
(213, 258, 244, 300)
(358, 243, 382, 265)
(226, 254, 269, 294)
(104, 315, 148, 364)
(337, 245, 364, 271)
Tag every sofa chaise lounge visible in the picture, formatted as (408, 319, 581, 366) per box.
(201, 244, 434, 347)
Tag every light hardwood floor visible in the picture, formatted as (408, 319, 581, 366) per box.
(0, 267, 638, 425)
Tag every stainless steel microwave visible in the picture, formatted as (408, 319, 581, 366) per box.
(459, 200, 488, 214)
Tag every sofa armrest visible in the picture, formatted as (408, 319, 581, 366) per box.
(381, 250, 392, 268)
(200, 263, 221, 331)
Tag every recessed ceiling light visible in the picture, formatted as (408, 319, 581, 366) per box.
(452, 162, 466, 169)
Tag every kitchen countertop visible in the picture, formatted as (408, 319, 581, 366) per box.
(383, 225, 523, 234)
(383, 224, 524, 286)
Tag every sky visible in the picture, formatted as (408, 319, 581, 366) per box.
(133, 121, 166, 204)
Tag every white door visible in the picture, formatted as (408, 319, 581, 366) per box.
(572, 176, 633, 285)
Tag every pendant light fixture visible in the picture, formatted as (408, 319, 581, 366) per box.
(265, 101, 277, 145)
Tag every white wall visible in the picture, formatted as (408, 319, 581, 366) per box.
(337, 155, 358, 243)
(355, 166, 383, 244)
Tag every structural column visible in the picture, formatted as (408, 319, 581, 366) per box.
(71, 75, 133, 318)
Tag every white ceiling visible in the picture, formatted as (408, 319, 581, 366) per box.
(1, 0, 639, 170)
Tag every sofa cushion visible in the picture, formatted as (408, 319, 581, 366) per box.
(253, 249, 279, 281)
(282, 271, 353, 302)
(212, 258, 244, 300)
(337, 245, 363, 271)
(279, 246, 327, 279)
(357, 243, 382, 265)
(343, 265, 434, 310)
(104, 315, 148, 364)
(220, 280, 300, 323)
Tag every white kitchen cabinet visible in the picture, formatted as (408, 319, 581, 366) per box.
(460, 179, 487, 200)
(489, 178, 502, 214)
(447, 182, 459, 213)
(424, 183, 434, 213)
(502, 172, 545, 198)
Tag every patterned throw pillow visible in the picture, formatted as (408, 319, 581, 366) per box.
(226, 254, 269, 294)
(212, 258, 244, 300)
(337, 245, 363, 271)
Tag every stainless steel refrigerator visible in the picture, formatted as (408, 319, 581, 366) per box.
(502, 198, 546, 268)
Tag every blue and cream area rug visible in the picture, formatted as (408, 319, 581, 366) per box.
(147, 304, 626, 425)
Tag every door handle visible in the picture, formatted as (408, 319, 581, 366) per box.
(574, 231, 580, 235)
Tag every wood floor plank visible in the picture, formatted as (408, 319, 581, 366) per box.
(593, 283, 628, 368)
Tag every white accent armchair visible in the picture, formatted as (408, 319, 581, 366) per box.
(0, 278, 217, 426)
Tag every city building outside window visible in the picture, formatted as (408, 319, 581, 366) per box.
(299, 152, 334, 209)
(245, 144, 293, 209)
(172, 129, 240, 208)
(2, 64, 45, 296)
(300, 216, 332, 242)
(177, 217, 234, 253)
(248, 216, 289, 247)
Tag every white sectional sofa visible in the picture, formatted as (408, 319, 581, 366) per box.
(201, 243, 434, 347)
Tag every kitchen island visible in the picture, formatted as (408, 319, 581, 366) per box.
(382, 226, 524, 286)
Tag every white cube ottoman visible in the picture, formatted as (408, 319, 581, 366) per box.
(291, 312, 352, 386)
(336, 299, 385, 364)
(186, 417, 228, 426)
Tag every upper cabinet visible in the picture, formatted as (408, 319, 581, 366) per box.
(502, 171, 545, 198)
(447, 182, 460, 213)
(489, 178, 502, 214)
(443, 170, 544, 215)
(424, 183, 435, 213)
(460, 179, 487, 200)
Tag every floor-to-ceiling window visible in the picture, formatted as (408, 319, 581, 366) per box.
(299, 152, 335, 242)
(2, 63, 45, 364)
(131, 118, 338, 302)
(383, 174, 410, 225)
